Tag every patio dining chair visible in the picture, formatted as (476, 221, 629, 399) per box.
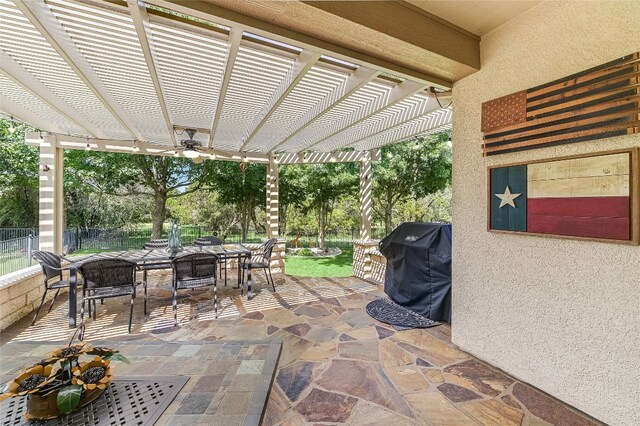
(192, 236, 227, 282)
(139, 239, 172, 287)
(241, 238, 277, 292)
(31, 250, 84, 326)
(171, 253, 219, 325)
(192, 236, 223, 246)
(77, 259, 144, 334)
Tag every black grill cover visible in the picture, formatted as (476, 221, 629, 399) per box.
(379, 222, 452, 322)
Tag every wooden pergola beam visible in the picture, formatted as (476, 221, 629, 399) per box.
(25, 132, 380, 165)
(145, 0, 455, 89)
(127, 0, 178, 147)
(208, 27, 243, 148)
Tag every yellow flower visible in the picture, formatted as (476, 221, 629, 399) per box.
(72, 357, 114, 391)
(0, 364, 55, 401)
(48, 343, 92, 361)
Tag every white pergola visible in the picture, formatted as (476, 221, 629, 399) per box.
(0, 0, 452, 253)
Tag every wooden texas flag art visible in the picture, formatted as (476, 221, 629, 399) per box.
(489, 149, 639, 243)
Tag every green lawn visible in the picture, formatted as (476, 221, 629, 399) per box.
(285, 247, 353, 277)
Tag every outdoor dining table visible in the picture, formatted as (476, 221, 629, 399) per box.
(66, 244, 253, 328)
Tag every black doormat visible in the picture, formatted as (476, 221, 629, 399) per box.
(366, 298, 440, 329)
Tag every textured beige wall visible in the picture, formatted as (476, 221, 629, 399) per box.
(451, 1, 640, 425)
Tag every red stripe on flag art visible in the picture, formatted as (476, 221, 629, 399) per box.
(526, 152, 630, 240)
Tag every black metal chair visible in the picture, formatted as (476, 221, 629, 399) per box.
(31, 250, 83, 326)
(139, 239, 172, 288)
(171, 253, 219, 325)
(192, 236, 223, 246)
(241, 238, 277, 292)
(77, 259, 144, 334)
(192, 236, 227, 283)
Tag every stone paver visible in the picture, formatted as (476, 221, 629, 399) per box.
(0, 271, 602, 425)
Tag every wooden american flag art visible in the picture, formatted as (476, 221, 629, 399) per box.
(481, 52, 640, 156)
(488, 149, 639, 244)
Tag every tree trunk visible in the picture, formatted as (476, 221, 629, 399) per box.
(318, 203, 326, 248)
(384, 186, 395, 235)
(384, 205, 393, 236)
(152, 191, 167, 239)
(240, 202, 251, 242)
(281, 205, 288, 239)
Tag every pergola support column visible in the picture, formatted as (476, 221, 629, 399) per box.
(359, 151, 373, 240)
(266, 156, 285, 274)
(39, 135, 64, 254)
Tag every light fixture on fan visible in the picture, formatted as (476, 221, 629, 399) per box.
(183, 146, 200, 159)
(179, 128, 202, 159)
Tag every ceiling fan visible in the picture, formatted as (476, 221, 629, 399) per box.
(178, 128, 203, 159)
(162, 127, 209, 162)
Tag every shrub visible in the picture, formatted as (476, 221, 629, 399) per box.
(297, 248, 314, 257)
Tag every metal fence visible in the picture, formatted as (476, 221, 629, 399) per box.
(68, 226, 268, 253)
(0, 234, 38, 276)
(0, 224, 388, 276)
(0, 228, 38, 241)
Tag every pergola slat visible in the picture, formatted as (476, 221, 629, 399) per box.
(0, 94, 67, 134)
(303, 80, 428, 152)
(4, 0, 452, 158)
(13, 0, 143, 140)
(0, 49, 104, 138)
(239, 49, 322, 151)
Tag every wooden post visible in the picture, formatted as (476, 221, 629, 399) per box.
(359, 151, 373, 240)
(39, 134, 64, 254)
(266, 155, 279, 239)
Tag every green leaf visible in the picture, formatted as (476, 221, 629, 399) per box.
(104, 353, 130, 364)
(56, 385, 83, 414)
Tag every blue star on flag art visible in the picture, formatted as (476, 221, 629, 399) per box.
(489, 151, 634, 241)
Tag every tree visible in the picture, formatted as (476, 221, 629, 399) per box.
(372, 132, 452, 235)
(167, 189, 239, 237)
(65, 151, 212, 238)
(0, 120, 39, 228)
(279, 165, 307, 238)
(300, 163, 358, 248)
(207, 161, 266, 241)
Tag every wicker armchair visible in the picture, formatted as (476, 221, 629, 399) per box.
(31, 250, 84, 326)
(171, 253, 219, 325)
(241, 238, 277, 292)
(77, 259, 144, 334)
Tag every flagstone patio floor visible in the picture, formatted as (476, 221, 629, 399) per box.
(0, 270, 601, 425)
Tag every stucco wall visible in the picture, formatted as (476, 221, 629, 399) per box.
(451, 2, 640, 425)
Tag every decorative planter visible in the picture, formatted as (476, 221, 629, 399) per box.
(25, 385, 107, 420)
(0, 326, 128, 421)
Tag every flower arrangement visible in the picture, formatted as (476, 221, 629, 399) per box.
(0, 326, 129, 419)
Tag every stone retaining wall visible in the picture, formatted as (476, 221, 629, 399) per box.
(0, 266, 63, 331)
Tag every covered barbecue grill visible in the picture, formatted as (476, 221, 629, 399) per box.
(379, 222, 452, 322)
